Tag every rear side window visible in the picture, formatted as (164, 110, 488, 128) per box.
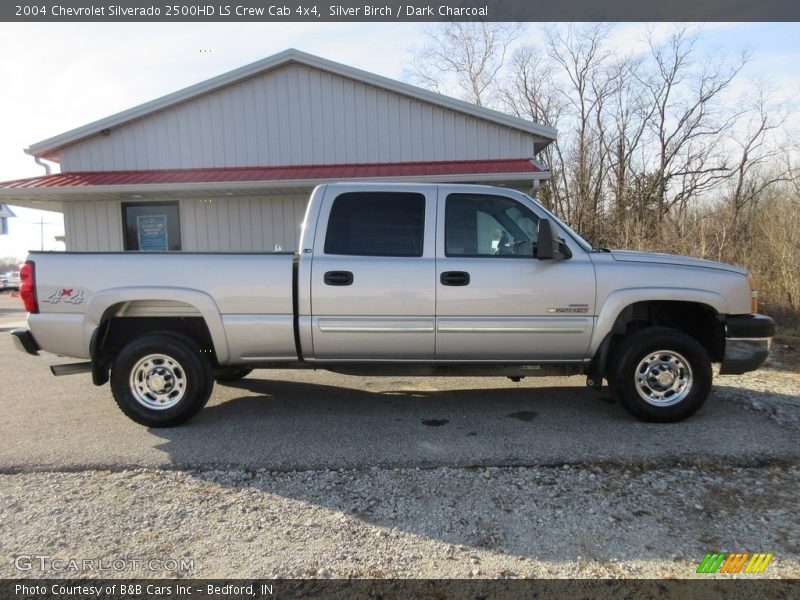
(324, 192, 426, 257)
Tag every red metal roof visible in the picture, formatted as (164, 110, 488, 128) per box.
(0, 159, 541, 190)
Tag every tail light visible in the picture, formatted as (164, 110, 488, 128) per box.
(747, 272, 758, 314)
(19, 261, 38, 313)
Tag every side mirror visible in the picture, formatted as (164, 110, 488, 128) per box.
(536, 219, 567, 260)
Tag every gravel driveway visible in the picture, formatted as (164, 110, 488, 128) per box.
(2, 464, 798, 579)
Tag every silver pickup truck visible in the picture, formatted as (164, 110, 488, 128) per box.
(11, 183, 774, 427)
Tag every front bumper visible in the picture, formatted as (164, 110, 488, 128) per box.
(10, 328, 40, 356)
(719, 314, 775, 375)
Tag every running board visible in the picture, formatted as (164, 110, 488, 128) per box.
(50, 362, 93, 376)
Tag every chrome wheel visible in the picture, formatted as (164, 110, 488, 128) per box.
(634, 350, 693, 407)
(129, 353, 187, 410)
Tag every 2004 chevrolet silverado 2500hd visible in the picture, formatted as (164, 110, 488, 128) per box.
(11, 183, 774, 427)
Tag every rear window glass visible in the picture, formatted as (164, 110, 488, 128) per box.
(324, 192, 425, 257)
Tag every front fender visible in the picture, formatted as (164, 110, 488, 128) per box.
(82, 286, 230, 363)
(589, 287, 725, 355)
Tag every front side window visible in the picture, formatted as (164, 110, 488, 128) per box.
(445, 193, 539, 257)
(122, 201, 182, 251)
(324, 192, 425, 257)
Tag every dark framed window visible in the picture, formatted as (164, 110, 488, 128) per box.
(324, 192, 426, 257)
(122, 201, 182, 251)
(445, 193, 539, 258)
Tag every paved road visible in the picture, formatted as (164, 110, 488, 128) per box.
(1, 299, 797, 472)
(0, 292, 25, 331)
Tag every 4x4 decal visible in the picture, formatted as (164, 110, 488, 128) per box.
(43, 288, 85, 305)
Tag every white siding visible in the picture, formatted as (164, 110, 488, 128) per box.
(180, 193, 309, 252)
(63, 193, 309, 252)
(59, 64, 534, 172)
(63, 200, 124, 251)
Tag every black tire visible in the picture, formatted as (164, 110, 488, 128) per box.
(110, 333, 214, 427)
(610, 327, 712, 423)
(214, 367, 253, 383)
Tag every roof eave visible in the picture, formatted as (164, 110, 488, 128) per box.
(0, 170, 550, 203)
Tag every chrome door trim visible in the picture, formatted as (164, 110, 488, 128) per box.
(437, 317, 590, 334)
(317, 317, 435, 333)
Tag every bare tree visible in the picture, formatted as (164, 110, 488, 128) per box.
(601, 55, 652, 242)
(544, 24, 614, 242)
(407, 22, 524, 107)
(677, 86, 792, 262)
(753, 190, 800, 324)
(500, 44, 569, 213)
(727, 87, 791, 232)
(636, 27, 748, 222)
(0, 256, 20, 270)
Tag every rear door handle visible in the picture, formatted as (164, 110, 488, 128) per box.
(324, 271, 354, 286)
(440, 271, 470, 286)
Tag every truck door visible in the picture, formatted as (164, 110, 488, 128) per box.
(435, 189, 596, 361)
(309, 185, 437, 360)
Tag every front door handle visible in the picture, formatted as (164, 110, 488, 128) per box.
(440, 271, 470, 286)
(324, 271, 354, 286)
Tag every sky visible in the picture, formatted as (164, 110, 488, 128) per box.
(0, 21, 798, 261)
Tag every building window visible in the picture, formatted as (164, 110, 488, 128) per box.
(445, 193, 539, 258)
(324, 192, 425, 257)
(122, 201, 182, 251)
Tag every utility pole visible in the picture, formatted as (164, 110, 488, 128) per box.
(13, 217, 56, 251)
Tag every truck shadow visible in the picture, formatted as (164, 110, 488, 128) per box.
(156, 376, 631, 470)
(149, 376, 794, 471)
(144, 377, 798, 566)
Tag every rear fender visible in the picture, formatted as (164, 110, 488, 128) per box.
(82, 287, 229, 363)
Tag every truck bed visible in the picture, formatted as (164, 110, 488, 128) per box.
(27, 251, 297, 362)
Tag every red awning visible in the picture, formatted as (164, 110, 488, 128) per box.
(0, 158, 542, 190)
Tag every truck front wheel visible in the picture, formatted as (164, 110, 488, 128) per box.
(110, 333, 214, 427)
(610, 327, 712, 422)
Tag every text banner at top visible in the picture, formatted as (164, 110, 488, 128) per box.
(4, 0, 800, 22)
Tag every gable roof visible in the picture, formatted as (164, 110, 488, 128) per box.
(26, 48, 557, 162)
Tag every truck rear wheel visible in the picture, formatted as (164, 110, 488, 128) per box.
(110, 333, 214, 427)
(610, 327, 711, 422)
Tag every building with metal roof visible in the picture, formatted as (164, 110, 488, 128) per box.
(0, 49, 555, 252)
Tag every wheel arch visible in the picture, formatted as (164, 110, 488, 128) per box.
(588, 295, 726, 382)
(83, 288, 229, 385)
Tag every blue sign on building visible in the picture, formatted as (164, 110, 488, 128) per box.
(136, 215, 169, 252)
